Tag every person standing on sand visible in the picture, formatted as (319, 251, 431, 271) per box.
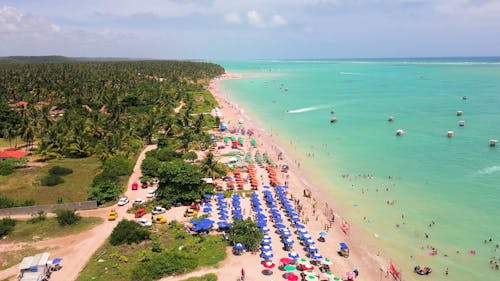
(241, 268, 245, 280)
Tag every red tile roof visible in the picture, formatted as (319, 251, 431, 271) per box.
(0, 149, 29, 159)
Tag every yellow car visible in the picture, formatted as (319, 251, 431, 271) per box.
(108, 210, 118, 221)
(153, 215, 167, 224)
(184, 208, 198, 217)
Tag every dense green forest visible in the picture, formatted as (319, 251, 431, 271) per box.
(0, 59, 224, 206)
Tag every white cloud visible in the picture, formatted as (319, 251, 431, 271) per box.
(0, 6, 60, 36)
(247, 10, 265, 28)
(271, 14, 287, 26)
(224, 12, 241, 24)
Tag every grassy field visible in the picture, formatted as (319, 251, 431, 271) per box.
(77, 222, 227, 281)
(0, 244, 54, 271)
(4, 217, 103, 243)
(0, 156, 101, 205)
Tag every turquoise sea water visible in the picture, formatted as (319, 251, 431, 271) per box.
(217, 58, 500, 281)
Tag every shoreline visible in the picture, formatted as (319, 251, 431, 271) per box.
(209, 73, 389, 280)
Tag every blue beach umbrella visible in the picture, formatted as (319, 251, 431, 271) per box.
(233, 214, 243, 220)
(284, 238, 294, 245)
(253, 207, 263, 212)
(203, 207, 212, 213)
(274, 218, 284, 224)
(204, 194, 212, 199)
(261, 245, 272, 251)
(298, 229, 308, 234)
(217, 221, 231, 228)
(263, 185, 270, 189)
(234, 243, 245, 250)
(311, 253, 323, 260)
(261, 227, 270, 233)
(204, 202, 212, 207)
(261, 239, 272, 245)
(281, 232, 292, 238)
(219, 215, 229, 220)
(288, 252, 300, 259)
(304, 239, 315, 245)
(256, 213, 267, 219)
(294, 224, 306, 229)
(261, 251, 274, 260)
(275, 223, 287, 229)
(319, 231, 328, 237)
(219, 209, 229, 215)
(307, 246, 318, 253)
(291, 217, 301, 223)
(257, 221, 267, 228)
(263, 235, 271, 240)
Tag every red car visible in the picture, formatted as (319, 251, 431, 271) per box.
(134, 208, 147, 218)
(131, 182, 139, 190)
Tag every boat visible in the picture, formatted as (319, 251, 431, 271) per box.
(456, 110, 463, 116)
(396, 129, 405, 136)
(388, 116, 394, 122)
(490, 139, 498, 147)
(447, 131, 454, 138)
(414, 265, 432, 275)
(330, 117, 337, 123)
(462, 96, 467, 100)
(458, 120, 465, 126)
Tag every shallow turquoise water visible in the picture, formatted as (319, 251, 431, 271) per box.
(217, 59, 500, 281)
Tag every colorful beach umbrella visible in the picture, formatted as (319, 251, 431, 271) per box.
(284, 265, 296, 272)
(323, 258, 332, 265)
(301, 263, 314, 271)
(280, 257, 292, 265)
(287, 274, 299, 281)
(262, 261, 276, 269)
(319, 231, 328, 237)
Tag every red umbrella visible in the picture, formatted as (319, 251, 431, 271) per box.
(301, 263, 315, 271)
(262, 261, 276, 269)
(287, 273, 299, 281)
(280, 257, 292, 265)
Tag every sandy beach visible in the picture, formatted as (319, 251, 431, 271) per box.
(205, 73, 391, 281)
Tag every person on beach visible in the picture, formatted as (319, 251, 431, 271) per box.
(241, 268, 245, 280)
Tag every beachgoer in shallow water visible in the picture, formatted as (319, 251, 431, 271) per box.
(445, 268, 449, 275)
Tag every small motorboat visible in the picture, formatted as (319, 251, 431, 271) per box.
(396, 129, 405, 136)
(330, 117, 337, 123)
(462, 96, 467, 100)
(490, 139, 498, 147)
(456, 110, 463, 116)
(414, 265, 432, 275)
(447, 131, 454, 138)
(458, 120, 465, 126)
(388, 116, 394, 122)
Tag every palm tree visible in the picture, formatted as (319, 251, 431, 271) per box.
(200, 152, 223, 179)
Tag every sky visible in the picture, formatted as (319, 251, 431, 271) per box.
(0, 0, 499, 59)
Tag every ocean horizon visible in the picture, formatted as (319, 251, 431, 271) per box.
(217, 58, 500, 281)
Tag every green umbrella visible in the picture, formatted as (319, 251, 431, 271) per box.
(224, 137, 229, 143)
(307, 275, 317, 280)
(299, 258, 308, 264)
(284, 265, 296, 272)
(323, 258, 332, 265)
(250, 138, 257, 146)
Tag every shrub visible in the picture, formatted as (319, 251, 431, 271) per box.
(132, 251, 197, 281)
(0, 217, 16, 236)
(0, 158, 16, 175)
(109, 220, 149, 246)
(28, 211, 46, 224)
(41, 174, 64, 186)
(88, 181, 122, 205)
(0, 195, 16, 209)
(55, 209, 81, 226)
(182, 273, 218, 281)
(102, 156, 134, 177)
(48, 165, 73, 176)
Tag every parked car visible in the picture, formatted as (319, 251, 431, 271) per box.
(141, 182, 148, 189)
(152, 178, 159, 185)
(134, 208, 147, 218)
(184, 207, 198, 217)
(117, 197, 129, 206)
(153, 215, 167, 224)
(108, 210, 118, 221)
(138, 217, 152, 227)
(152, 206, 166, 215)
(133, 198, 145, 206)
(146, 191, 156, 198)
(131, 182, 139, 190)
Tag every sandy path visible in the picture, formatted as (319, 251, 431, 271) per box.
(0, 144, 157, 281)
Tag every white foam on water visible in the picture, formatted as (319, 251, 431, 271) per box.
(476, 166, 500, 175)
(286, 105, 332, 114)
